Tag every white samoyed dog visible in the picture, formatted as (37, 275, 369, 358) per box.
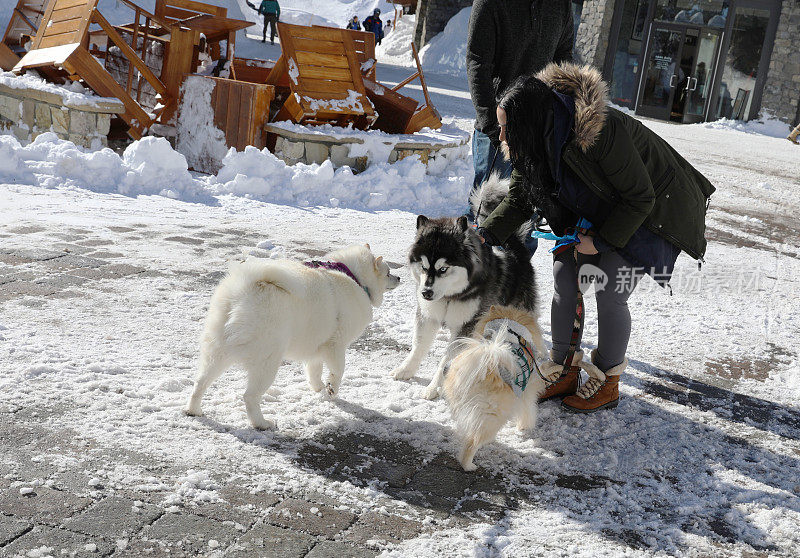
(185, 244, 400, 430)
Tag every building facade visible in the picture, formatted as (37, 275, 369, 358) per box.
(415, 0, 800, 126)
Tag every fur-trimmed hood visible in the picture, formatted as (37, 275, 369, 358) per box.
(535, 62, 608, 152)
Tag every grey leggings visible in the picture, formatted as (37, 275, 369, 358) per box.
(551, 249, 642, 371)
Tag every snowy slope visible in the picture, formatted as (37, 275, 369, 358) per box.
(377, 10, 469, 77)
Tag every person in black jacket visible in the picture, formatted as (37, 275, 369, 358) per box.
(479, 63, 714, 413)
(363, 9, 384, 45)
(467, 0, 574, 255)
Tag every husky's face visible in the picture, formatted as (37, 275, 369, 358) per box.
(409, 215, 477, 302)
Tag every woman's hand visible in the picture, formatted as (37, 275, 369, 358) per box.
(576, 233, 598, 255)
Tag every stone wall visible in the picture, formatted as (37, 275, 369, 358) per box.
(413, 0, 472, 49)
(573, 0, 617, 68)
(0, 83, 123, 148)
(760, 1, 800, 126)
(266, 124, 468, 172)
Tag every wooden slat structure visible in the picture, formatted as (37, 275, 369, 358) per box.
(31, 0, 96, 50)
(178, 74, 275, 172)
(13, 0, 164, 138)
(1, 0, 49, 70)
(12, 0, 252, 139)
(207, 75, 274, 151)
(266, 23, 376, 128)
(317, 26, 375, 82)
(155, 0, 226, 26)
(231, 57, 274, 84)
(363, 41, 441, 134)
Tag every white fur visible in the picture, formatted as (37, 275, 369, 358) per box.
(391, 294, 480, 396)
(410, 261, 470, 302)
(185, 244, 399, 430)
(444, 323, 546, 471)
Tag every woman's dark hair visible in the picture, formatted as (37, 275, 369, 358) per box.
(497, 75, 567, 230)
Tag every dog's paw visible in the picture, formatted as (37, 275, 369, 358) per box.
(184, 404, 203, 417)
(460, 460, 477, 472)
(324, 383, 338, 398)
(422, 385, 440, 400)
(516, 419, 534, 432)
(392, 363, 417, 380)
(251, 417, 275, 431)
(308, 379, 325, 393)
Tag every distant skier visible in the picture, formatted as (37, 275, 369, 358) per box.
(246, 0, 280, 44)
(363, 9, 384, 45)
(346, 15, 361, 31)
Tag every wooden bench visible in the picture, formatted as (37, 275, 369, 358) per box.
(13, 0, 253, 138)
(13, 0, 170, 138)
(363, 41, 441, 134)
(1, 0, 49, 70)
(265, 23, 376, 128)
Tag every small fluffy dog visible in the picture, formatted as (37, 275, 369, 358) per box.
(443, 305, 547, 471)
(185, 244, 400, 430)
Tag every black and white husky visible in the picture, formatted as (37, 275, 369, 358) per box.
(391, 174, 538, 399)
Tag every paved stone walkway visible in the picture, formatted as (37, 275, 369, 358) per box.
(1, 216, 798, 557)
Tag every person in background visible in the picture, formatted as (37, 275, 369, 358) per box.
(346, 15, 361, 30)
(385, 19, 392, 33)
(246, 0, 280, 44)
(363, 9, 384, 45)
(467, 0, 574, 256)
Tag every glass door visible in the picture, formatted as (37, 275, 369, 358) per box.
(681, 28, 721, 123)
(636, 24, 686, 120)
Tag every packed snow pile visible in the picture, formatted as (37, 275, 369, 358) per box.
(2, 133, 206, 200)
(0, 130, 470, 213)
(696, 110, 793, 139)
(176, 76, 228, 174)
(0, 136, 36, 184)
(376, 10, 470, 78)
(212, 142, 470, 212)
(417, 7, 470, 77)
(375, 14, 419, 67)
(0, 71, 118, 108)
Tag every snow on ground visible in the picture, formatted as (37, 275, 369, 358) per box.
(2, 2, 800, 554)
(2, 96, 800, 555)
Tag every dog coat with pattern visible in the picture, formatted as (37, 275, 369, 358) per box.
(483, 318, 538, 397)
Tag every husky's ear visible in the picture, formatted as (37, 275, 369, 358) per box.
(456, 215, 469, 232)
(416, 215, 429, 229)
(373, 255, 383, 270)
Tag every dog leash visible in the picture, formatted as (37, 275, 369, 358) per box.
(533, 218, 593, 379)
(485, 318, 549, 395)
(303, 261, 370, 298)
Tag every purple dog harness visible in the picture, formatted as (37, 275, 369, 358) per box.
(303, 260, 369, 297)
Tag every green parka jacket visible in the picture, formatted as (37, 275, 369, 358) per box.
(481, 63, 716, 261)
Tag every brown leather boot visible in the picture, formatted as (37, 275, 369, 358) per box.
(562, 350, 627, 413)
(538, 350, 581, 401)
